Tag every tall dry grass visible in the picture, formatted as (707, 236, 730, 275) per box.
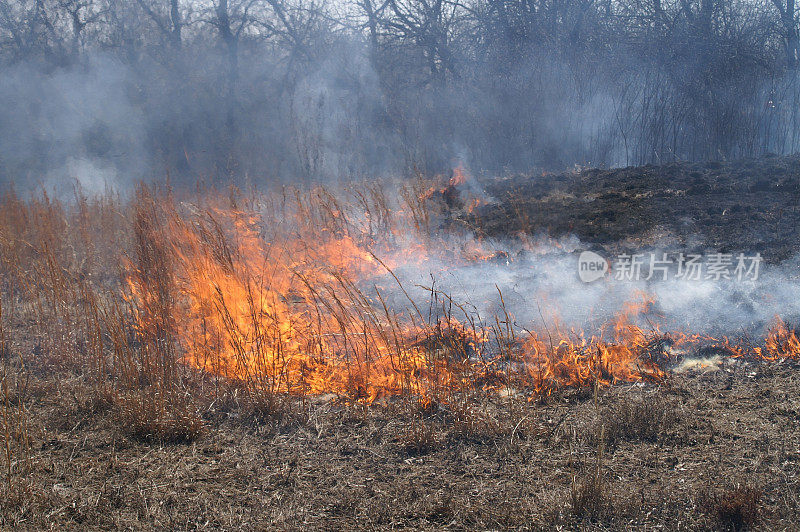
(0, 180, 507, 438)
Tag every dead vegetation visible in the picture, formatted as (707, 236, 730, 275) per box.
(474, 155, 800, 263)
(599, 394, 683, 448)
(569, 424, 612, 522)
(707, 484, 762, 531)
(0, 346, 797, 529)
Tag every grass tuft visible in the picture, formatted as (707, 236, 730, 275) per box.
(710, 484, 762, 531)
(397, 418, 441, 455)
(598, 394, 682, 448)
(117, 391, 204, 444)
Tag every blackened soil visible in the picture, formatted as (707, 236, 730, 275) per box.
(471, 155, 800, 262)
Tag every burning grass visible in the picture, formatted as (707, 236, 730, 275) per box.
(115, 187, 795, 405)
(1, 180, 799, 414)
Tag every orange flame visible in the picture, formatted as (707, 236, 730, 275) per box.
(449, 164, 468, 187)
(123, 187, 800, 404)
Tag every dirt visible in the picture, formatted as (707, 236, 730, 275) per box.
(471, 155, 800, 262)
(3, 358, 799, 530)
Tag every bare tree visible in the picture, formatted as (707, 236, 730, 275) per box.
(133, 0, 184, 48)
(358, 0, 467, 81)
(56, 0, 104, 55)
(0, 0, 65, 60)
(770, 0, 799, 68)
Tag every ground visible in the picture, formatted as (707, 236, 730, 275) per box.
(5, 358, 799, 530)
(471, 155, 800, 262)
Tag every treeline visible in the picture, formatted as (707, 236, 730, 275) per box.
(1, 0, 799, 187)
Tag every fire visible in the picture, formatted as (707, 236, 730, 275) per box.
(122, 185, 800, 404)
(449, 164, 468, 187)
(518, 294, 667, 394)
(755, 317, 800, 361)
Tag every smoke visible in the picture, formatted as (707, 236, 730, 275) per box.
(1, 2, 797, 193)
(7, 0, 800, 198)
(287, 41, 400, 184)
(0, 56, 147, 196)
(1, 1, 799, 339)
(0, 44, 412, 194)
(376, 233, 800, 340)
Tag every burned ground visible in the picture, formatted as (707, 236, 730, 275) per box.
(472, 155, 800, 262)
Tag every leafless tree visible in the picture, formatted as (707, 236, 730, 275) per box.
(133, 0, 184, 49)
(770, 0, 799, 68)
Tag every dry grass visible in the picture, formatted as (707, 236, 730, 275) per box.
(116, 391, 204, 444)
(569, 424, 613, 522)
(0, 181, 726, 420)
(707, 484, 762, 531)
(570, 471, 611, 522)
(599, 394, 683, 448)
(0, 363, 795, 529)
(397, 418, 441, 455)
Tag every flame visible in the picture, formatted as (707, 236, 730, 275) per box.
(449, 164, 468, 187)
(518, 294, 666, 394)
(123, 186, 800, 404)
(754, 317, 800, 361)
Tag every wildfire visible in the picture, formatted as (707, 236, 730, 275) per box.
(450, 164, 468, 187)
(123, 184, 800, 404)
